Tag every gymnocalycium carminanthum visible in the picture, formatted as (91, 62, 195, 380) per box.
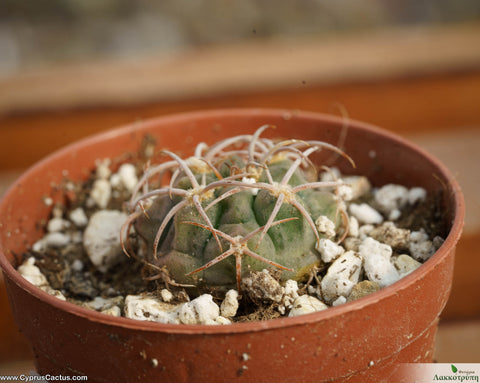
(121, 126, 355, 292)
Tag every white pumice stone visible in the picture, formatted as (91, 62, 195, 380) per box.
(343, 175, 371, 199)
(393, 254, 422, 276)
(101, 306, 121, 317)
(315, 238, 344, 263)
(332, 296, 347, 306)
(71, 259, 84, 272)
(47, 217, 70, 233)
(358, 224, 375, 239)
(374, 184, 409, 214)
(177, 294, 223, 325)
(369, 222, 410, 250)
(95, 158, 112, 180)
(388, 209, 402, 221)
(40, 285, 66, 301)
(359, 237, 400, 288)
(160, 289, 174, 303)
(288, 295, 328, 317)
(281, 279, 300, 312)
(409, 240, 436, 262)
(349, 203, 384, 224)
(220, 289, 239, 318)
(90, 179, 111, 209)
(410, 229, 429, 243)
(315, 216, 336, 238)
(321, 251, 362, 303)
(347, 216, 360, 238)
(44, 232, 71, 248)
(69, 207, 88, 228)
(18, 258, 66, 300)
(242, 269, 284, 303)
(84, 296, 123, 311)
(18, 257, 49, 286)
(408, 187, 427, 205)
(116, 163, 138, 192)
(83, 210, 128, 273)
(124, 294, 177, 323)
(215, 316, 232, 325)
(32, 239, 46, 252)
(408, 229, 436, 261)
(337, 184, 354, 201)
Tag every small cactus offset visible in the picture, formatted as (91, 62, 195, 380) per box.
(121, 126, 354, 291)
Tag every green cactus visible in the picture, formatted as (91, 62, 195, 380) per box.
(122, 126, 354, 291)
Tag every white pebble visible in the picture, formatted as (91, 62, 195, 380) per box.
(124, 294, 177, 323)
(83, 210, 128, 273)
(177, 294, 224, 325)
(69, 207, 88, 228)
(85, 296, 120, 311)
(337, 184, 354, 201)
(215, 316, 232, 325)
(343, 176, 371, 199)
(115, 163, 138, 192)
(394, 254, 422, 276)
(410, 229, 429, 243)
(359, 237, 400, 288)
(220, 290, 239, 318)
(315, 238, 344, 263)
(409, 240, 435, 262)
(388, 209, 402, 221)
(160, 289, 174, 303)
(374, 184, 409, 215)
(95, 159, 112, 180)
(18, 258, 66, 300)
(347, 216, 360, 238)
(44, 232, 71, 248)
(332, 296, 347, 306)
(101, 306, 121, 317)
(90, 179, 111, 209)
(242, 269, 284, 303)
(349, 203, 384, 224)
(408, 187, 427, 205)
(47, 217, 70, 233)
(40, 285, 66, 301)
(71, 259, 84, 271)
(288, 295, 328, 317)
(18, 257, 48, 286)
(281, 280, 300, 311)
(321, 251, 362, 302)
(315, 216, 336, 238)
(409, 230, 435, 261)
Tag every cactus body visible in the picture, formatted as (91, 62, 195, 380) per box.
(126, 128, 352, 291)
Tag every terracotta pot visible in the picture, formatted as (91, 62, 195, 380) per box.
(0, 109, 464, 382)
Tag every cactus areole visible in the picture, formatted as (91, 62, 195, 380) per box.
(123, 126, 355, 291)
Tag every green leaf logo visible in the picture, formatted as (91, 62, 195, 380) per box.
(451, 364, 458, 373)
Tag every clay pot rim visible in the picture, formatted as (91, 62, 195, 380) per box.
(0, 108, 465, 335)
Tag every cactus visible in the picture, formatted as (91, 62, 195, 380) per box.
(121, 126, 354, 291)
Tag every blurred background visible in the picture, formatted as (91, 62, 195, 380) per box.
(1, 0, 480, 373)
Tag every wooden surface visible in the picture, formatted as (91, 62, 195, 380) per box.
(1, 71, 480, 170)
(0, 23, 479, 365)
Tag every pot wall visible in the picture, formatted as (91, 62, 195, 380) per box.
(0, 109, 464, 382)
